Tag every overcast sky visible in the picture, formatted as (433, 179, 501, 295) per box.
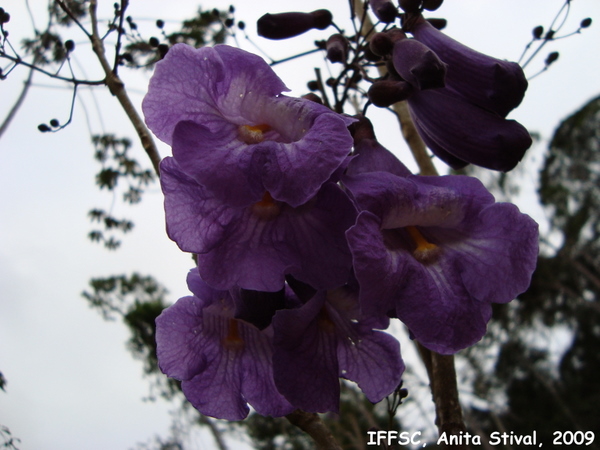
(1, 1, 599, 449)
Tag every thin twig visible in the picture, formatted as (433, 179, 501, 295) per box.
(87, 0, 161, 176)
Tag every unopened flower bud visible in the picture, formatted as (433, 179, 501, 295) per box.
(426, 18, 447, 30)
(532, 25, 544, 39)
(370, 32, 394, 57)
(238, 21, 246, 30)
(326, 34, 349, 63)
(580, 18, 592, 28)
(368, 79, 414, 107)
(65, 40, 75, 52)
(50, 119, 60, 128)
(0, 9, 10, 24)
(398, 0, 421, 13)
(38, 124, 51, 133)
(307, 80, 319, 91)
(257, 10, 332, 40)
(422, 0, 444, 11)
(158, 44, 169, 59)
(149, 36, 159, 47)
(156, 19, 165, 29)
(545, 51, 559, 66)
(362, 44, 382, 62)
(302, 93, 323, 104)
(370, 0, 398, 23)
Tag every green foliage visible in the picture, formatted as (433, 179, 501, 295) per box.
(234, 383, 406, 450)
(124, 8, 229, 69)
(460, 95, 600, 444)
(89, 134, 154, 249)
(82, 273, 180, 399)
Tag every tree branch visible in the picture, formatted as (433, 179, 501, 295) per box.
(286, 410, 343, 450)
(87, 0, 161, 176)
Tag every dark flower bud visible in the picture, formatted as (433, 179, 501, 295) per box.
(426, 18, 447, 30)
(307, 80, 319, 91)
(257, 10, 332, 40)
(326, 34, 349, 63)
(156, 19, 165, 29)
(326, 77, 336, 87)
(229, 5, 235, 13)
(362, 44, 382, 62)
(532, 25, 544, 39)
(545, 51, 559, 66)
(38, 124, 51, 133)
(302, 93, 323, 104)
(370, 0, 398, 23)
(370, 32, 394, 57)
(49, 119, 60, 128)
(398, 0, 421, 13)
(368, 79, 414, 107)
(1, 10, 10, 24)
(580, 18, 592, 28)
(65, 40, 75, 52)
(225, 18, 234, 28)
(149, 36, 159, 47)
(545, 29, 555, 40)
(121, 52, 133, 63)
(238, 21, 246, 30)
(158, 44, 169, 59)
(212, 8, 219, 16)
(314, 40, 327, 50)
(422, 0, 444, 11)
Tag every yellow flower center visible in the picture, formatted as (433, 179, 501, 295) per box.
(222, 318, 244, 349)
(238, 123, 272, 144)
(406, 226, 440, 263)
(251, 191, 282, 220)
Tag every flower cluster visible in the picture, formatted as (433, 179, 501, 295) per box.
(143, 38, 538, 420)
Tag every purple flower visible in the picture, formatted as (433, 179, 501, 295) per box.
(143, 43, 354, 208)
(344, 171, 538, 354)
(408, 88, 533, 171)
(397, 17, 532, 171)
(272, 287, 404, 413)
(410, 17, 528, 118)
(155, 270, 294, 420)
(160, 157, 356, 292)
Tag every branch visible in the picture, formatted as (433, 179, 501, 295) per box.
(286, 410, 343, 450)
(0, 65, 34, 139)
(87, 0, 161, 176)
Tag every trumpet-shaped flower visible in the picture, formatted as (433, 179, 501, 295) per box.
(344, 171, 538, 353)
(272, 287, 404, 413)
(160, 157, 356, 292)
(143, 43, 354, 208)
(155, 270, 294, 420)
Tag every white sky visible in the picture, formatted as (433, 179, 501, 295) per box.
(1, 0, 599, 449)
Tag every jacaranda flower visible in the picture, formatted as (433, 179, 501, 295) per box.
(160, 157, 356, 292)
(272, 286, 404, 413)
(397, 16, 532, 171)
(155, 270, 294, 420)
(143, 43, 354, 208)
(344, 170, 539, 354)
